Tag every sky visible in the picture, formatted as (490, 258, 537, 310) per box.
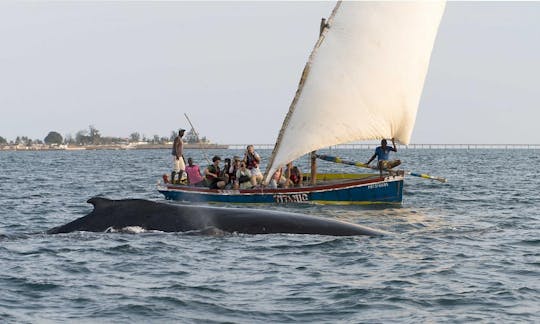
(0, 1, 539, 145)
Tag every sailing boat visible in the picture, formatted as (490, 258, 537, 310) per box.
(158, 1, 445, 204)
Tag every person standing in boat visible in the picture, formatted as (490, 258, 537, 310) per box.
(243, 145, 263, 185)
(171, 129, 186, 184)
(366, 138, 401, 176)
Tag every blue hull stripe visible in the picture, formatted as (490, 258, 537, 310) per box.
(158, 177, 403, 205)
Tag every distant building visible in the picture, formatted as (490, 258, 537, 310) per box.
(184, 128, 210, 145)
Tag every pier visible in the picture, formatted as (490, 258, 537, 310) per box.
(230, 144, 540, 150)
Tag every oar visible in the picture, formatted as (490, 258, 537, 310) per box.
(405, 171, 447, 183)
(316, 154, 447, 183)
(184, 113, 211, 164)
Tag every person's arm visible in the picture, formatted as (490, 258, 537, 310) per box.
(367, 153, 376, 165)
(205, 167, 218, 178)
(391, 138, 397, 152)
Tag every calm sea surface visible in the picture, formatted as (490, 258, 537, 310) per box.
(0, 148, 538, 323)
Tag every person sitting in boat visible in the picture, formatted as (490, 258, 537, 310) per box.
(285, 162, 303, 187)
(228, 156, 241, 185)
(366, 138, 401, 176)
(221, 158, 232, 185)
(185, 157, 205, 186)
(243, 145, 263, 185)
(269, 167, 287, 189)
(171, 129, 186, 184)
(204, 156, 226, 189)
(234, 161, 253, 189)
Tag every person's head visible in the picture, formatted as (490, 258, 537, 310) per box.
(187, 157, 194, 166)
(224, 158, 231, 165)
(246, 145, 254, 154)
(240, 161, 246, 169)
(381, 139, 387, 147)
(212, 155, 221, 165)
(179, 129, 186, 137)
(234, 156, 241, 165)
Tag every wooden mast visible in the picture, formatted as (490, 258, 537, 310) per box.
(310, 18, 329, 186)
(262, 3, 341, 185)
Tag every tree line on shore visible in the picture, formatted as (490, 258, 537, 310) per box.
(0, 125, 182, 147)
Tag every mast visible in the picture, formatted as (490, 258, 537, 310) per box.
(263, 2, 342, 185)
(310, 17, 330, 185)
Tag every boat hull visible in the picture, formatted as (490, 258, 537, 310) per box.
(158, 175, 403, 205)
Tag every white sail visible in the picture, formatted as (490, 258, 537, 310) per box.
(264, 1, 445, 182)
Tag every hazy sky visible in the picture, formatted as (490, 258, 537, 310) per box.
(1, 1, 539, 144)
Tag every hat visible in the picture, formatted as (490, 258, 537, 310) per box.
(212, 155, 221, 162)
(233, 156, 241, 161)
(179, 128, 185, 133)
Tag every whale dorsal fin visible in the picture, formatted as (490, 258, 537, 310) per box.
(87, 197, 115, 209)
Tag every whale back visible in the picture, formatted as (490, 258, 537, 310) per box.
(48, 197, 385, 236)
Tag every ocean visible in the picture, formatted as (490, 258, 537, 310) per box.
(0, 148, 538, 323)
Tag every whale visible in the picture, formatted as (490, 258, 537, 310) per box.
(47, 197, 385, 236)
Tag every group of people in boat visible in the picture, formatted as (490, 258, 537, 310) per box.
(168, 131, 303, 190)
(169, 128, 400, 189)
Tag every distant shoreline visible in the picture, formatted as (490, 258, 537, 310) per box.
(1, 143, 539, 151)
(0, 143, 229, 151)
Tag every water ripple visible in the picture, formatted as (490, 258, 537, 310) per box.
(1, 149, 539, 322)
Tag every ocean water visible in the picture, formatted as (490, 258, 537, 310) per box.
(0, 148, 538, 323)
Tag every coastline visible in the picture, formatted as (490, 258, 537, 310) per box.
(0, 143, 229, 151)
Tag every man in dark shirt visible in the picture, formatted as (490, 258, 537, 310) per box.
(204, 155, 226, 189)
(171, 129, 185, 183)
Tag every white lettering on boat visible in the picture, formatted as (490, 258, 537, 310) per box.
(273, 194, 309, 204)
(219, 190, 241, 194)
(367, 182, 389, 190)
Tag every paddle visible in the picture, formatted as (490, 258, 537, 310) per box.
(404, 171, 447, 183)
(316, 154, 447, 183)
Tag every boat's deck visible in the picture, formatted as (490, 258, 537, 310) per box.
(311, 173, 380, 183)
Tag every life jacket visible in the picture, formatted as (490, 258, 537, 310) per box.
(246, 153, 259, 170)
(290, 167, 301, 184)
(290, 173, 299, 184)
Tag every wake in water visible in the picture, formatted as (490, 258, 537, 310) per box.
(103, 225, 229, 236)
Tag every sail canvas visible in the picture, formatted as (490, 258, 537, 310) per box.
(264, 1, 445, 182)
